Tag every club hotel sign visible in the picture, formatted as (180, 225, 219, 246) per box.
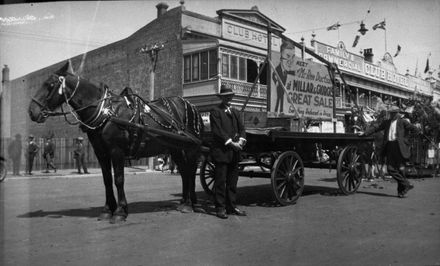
(222, 19, 281, 50)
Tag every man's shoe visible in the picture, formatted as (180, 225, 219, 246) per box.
(216, 209, 228, 219)
(227, 207, 247, 216)
(398, 184, 414, 198)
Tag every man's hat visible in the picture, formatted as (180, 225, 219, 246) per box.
(218, 85, 234, 96)
(77, 136, 84, 141)
(28, 135, 34, 139)
(388, 105, 401, 113)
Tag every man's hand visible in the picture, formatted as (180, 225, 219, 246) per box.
(229, 142, 243, 151)
(357, 131, 365, 137)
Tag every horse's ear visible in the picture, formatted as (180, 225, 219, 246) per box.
(55, 61, 75, 76)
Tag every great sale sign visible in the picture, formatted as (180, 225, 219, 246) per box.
(269, 54, 334, 120)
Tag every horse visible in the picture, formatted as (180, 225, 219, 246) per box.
(28, 61, 204, 222)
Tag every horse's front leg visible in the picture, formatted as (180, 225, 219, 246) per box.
(111, 147, 128, 222)
(99, 155, 117, 221)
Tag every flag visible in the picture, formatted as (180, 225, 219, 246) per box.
(327, 22, 341, 31)
(352, 35, 360, 48)
(424, 53, 431, 73)
(394, 45, 401, 57)
(372, 20, 386, 30)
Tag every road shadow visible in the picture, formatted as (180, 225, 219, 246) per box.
(17, 199, 183, 219)
(18, 182, 395, 219)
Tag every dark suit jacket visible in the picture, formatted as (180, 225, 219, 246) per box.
(209, 104, 246, 163)
(365, 117, 418, 159)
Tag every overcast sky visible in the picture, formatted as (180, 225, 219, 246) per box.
(0, 0, 439, 80)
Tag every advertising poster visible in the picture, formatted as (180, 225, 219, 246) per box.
(269, 41, 335, 120)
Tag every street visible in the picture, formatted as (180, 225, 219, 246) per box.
(1, 167, 440, 266)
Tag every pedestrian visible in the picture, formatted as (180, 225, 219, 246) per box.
(360, 106, 421, 198)
(209, 85, 247, 219)
(26, 135, 39, 175)
(169, 158, 176, 174)
(73, 137, 89, 174)
(43, 136, 56, 173)
(8, 134, 22, 175)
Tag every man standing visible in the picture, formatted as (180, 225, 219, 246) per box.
(8, 134, 22, 175)
(73, 137, 89, 174)
(43, 136, 56, 173)
(26, 135, 39, 175)
(209, 86, 247, 219)
(361, 106, 420, 198)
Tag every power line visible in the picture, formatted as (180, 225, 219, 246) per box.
(0, 29, 109, 47)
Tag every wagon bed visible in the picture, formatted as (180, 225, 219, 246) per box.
(200, 127, 374, 206)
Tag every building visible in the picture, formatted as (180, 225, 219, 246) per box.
(1, 2, 436, 169)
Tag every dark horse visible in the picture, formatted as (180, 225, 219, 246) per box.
(28, 61, 204, 222)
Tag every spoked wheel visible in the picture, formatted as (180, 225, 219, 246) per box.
(199, 156, 215, 196)
(337, 145, 364, 195)
(271, 151, 305, 206)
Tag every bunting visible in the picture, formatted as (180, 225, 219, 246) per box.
(394, 45, 401, 57)
(372, 20, 386, 30)
(352, 35, 360, 48)
(327, 22, 341, 31)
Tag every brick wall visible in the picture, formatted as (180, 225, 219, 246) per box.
(2, 5, 185, 169)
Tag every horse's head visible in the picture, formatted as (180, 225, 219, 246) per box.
(28, 61, 75, 123)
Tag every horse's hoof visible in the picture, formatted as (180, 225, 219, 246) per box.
(178, 204, 193, 213)
(110, 215, 126, 224)
(97, 212, 112, 221)
(193, 206, 206, 214)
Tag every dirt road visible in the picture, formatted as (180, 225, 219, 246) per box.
(1, 168, 439, 265)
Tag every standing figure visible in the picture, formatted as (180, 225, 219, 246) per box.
(209, 85, 247, 219)
(73, 137, 89, 174)
(272, 41, 295, 114)
(8, 134, 22, 175)
(43, 136, 57, 173)
(361, 106, 421, 198)
(26, 135, 39, 175)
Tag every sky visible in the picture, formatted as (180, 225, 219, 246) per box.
(0, 0, 439, 81)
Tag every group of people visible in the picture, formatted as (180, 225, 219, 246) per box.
(7, 135, 88, 175)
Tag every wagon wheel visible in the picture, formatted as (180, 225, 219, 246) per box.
(337, 145, 364, 195)
(271, 151, 305, 206)
(199, 156, 215, 196)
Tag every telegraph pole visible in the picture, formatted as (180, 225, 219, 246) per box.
(140, 42, 164, 170)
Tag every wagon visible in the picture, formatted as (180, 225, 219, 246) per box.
(197, 34, 376, 206)
(199, 128, 373, 206)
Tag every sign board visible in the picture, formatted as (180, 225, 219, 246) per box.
(222, 19, 281, 50)
(269, 42, 334, 120)
(315, 41, 364, 74)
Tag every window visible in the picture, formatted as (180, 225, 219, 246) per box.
(209, 50, 217, 78)
(230, 56, 238, 79)
(184, 49, 218, 83)
(222, 54, 229, 78)
(192, 54, 199, 81)
(200, 51, 208, 80)
(184, 56, 191, 82)
(239, 57, 246, 81)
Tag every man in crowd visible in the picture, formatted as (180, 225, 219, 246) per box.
(26, 135, 39, 175)
(209, 85, 247, 219)
(360, 106, 420, 198)
(43, 136, 57, 173)
(73, 136, 89, 174)
(8, 134, 22, 175)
